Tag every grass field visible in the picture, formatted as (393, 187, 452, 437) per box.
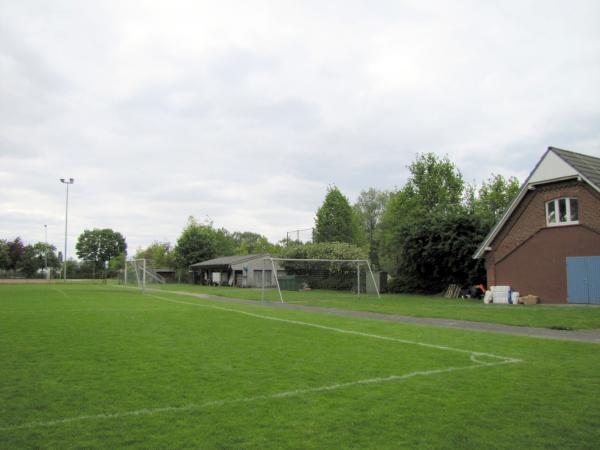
(155, 283, 600, 330)
(2, 284, 600, 449)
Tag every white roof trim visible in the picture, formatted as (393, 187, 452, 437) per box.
(528, 150, 578, 183)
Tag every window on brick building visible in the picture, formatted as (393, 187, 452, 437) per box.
(546, 198, 578, 226)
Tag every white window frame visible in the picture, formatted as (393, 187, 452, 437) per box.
(545, 197, 579, 227)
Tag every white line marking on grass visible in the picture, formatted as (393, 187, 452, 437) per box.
(52, 287, 70, 298)
(0, 308, 173, 314)
(146, 294, 522, 364)
(1, 290, 522, 432)
(277, 299, 309, 304)
(0, 359, 516, 432)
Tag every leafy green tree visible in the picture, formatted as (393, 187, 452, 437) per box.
(213, 227, 236, 256)
(467, 174, 520, 226)
(75, 229, 127, 277)
(7, 237, 24, 271)
(108, 253, 126, 275)
(282, 241, 367, 261)
(404, 153, 464, 214)
(11, 242, 58, 278)
(354, 188, 391, 267)
(379, 154, 466, 274)
(17, 245, 39, 278)
(231, 231, 281, 255)
(386, 213, 487, 293)
(0, 239, 10, 270)
(32, 242, 60, 275)
(378, 153, 493, 292)
(67, 259, 90, 278)
(135, 241, 176, 268)
(314, 186, 362, 245)
(174, 217, 219, 269)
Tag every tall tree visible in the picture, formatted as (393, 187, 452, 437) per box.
(354, 188, 391, 266)
(385, 213, 487, 293)
(75, 229, 127, 277)
(314, 186, 361, 244)
(404, 153, 464, 214)
(0, 239, 10, 270)
(174, 217, 219, 269)
(378, 152, 488, 291)
(231, 231, 280, 255)
(32, 242, 60, 273)
(17, 245, 39, 278)
(7, 237, 24, 271)
(467, 174, 520, 226)
(11, 242, 59, 278)
(213, 227, 236, 256)
(135, 241, 176, 268)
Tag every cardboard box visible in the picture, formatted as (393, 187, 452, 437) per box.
(521, 295, 539, 305)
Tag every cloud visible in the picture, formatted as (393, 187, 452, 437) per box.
(1, 0, 599, 258)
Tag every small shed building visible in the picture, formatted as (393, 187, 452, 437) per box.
(190, 254, 285, 288)
(474, 147, 600, 304)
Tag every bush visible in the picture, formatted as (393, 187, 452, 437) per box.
(386, 213, 487, 294)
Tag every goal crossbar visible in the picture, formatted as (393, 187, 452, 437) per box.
(270, 257, 372, 263)
(264, 257, 381, 302)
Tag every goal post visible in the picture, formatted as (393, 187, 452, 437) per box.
(121, 259, 166, 292)
(261, 257, 381, 303)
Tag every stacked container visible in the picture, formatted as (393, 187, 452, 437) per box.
(491, 286, 511, 304)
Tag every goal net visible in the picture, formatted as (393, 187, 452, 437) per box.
(121, 259, 166, 292)
(261, 258, 381, 302)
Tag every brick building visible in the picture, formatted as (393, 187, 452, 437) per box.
(474, 147, 600, 304)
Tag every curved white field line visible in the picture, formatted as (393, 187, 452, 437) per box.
(1, 291, 522, 432)
(147, 294, 522, 364)
(1, 359, 515, 432)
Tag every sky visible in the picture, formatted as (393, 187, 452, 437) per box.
(1, 0, 599, 258)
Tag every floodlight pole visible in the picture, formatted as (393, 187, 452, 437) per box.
(60, 178, 74, 282)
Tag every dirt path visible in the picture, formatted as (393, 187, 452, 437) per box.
(156, 288, 600, 344)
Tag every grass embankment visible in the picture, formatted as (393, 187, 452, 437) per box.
(1, 283, 599, 449)
(155, 283, 600, 330)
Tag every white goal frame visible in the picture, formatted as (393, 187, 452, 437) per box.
(124, 258, 166, 292)
(264, 257, 381, 302)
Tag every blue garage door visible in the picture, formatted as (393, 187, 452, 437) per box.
(567, 256, 600, 304)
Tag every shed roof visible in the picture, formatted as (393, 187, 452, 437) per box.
(190, 254, 269, 268)
(473, 146, 600, 259)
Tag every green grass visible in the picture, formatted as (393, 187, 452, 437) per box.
(154, 283, 600, 330)
(2, 283, 600, 449)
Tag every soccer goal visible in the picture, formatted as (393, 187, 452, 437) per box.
(122, 259, 166, 292)
(261, 257, 381, 303)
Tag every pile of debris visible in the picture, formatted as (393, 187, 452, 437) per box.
(444, 284, 540, 305)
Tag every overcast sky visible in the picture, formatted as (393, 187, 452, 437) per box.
(1, 0, 599, 258)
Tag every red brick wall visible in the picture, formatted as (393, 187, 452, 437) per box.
(485, 180, 600, 303)
(495, 226, 600, 303)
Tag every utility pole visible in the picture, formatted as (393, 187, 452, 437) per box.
(60, 178, 74, 281)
